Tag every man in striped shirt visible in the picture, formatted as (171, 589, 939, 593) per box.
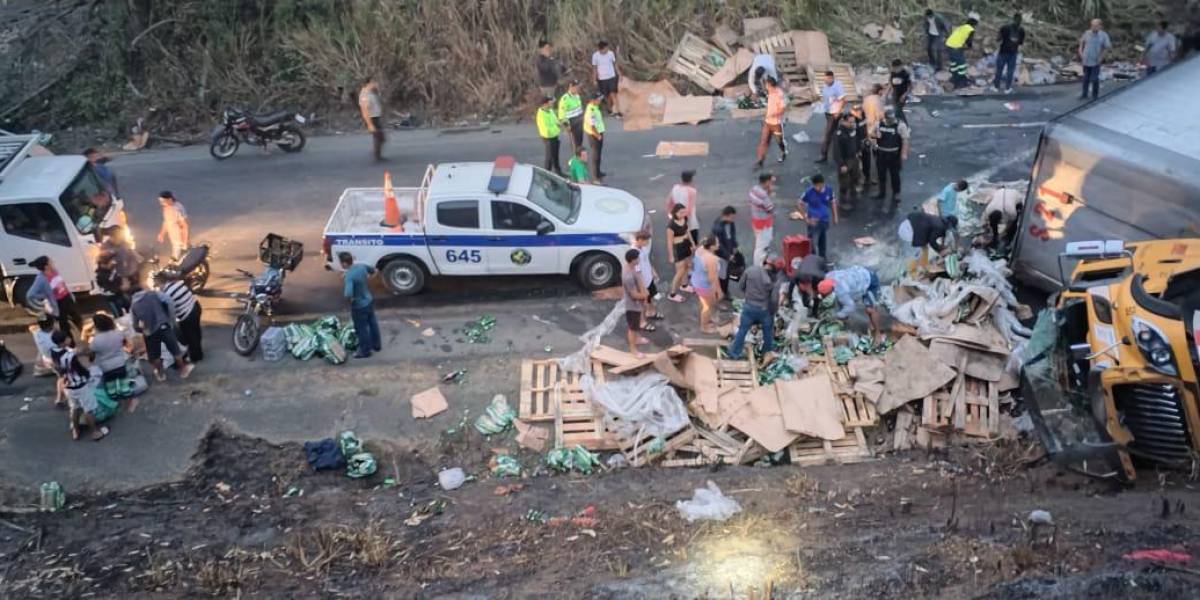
(157, 275, 203, 363)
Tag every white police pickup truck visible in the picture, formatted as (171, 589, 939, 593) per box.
(322, 157, 648, 295)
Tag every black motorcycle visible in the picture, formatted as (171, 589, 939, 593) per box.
(232, 234, 303, 356)
(145, 244, 211, 293)
(210, 107, 307, 160)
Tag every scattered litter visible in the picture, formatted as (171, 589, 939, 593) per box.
(19, 404, 28, 411)
(464, 315, 496, 343)
(791, 131, 811, 144)
(1122, 549, 1193, 563)
(649, 173, 665, 181)
(545, 445, 601, 474)
(438, 467, 467, 491)
(1028, 509, 1054, 525)
(853, 236, 877, 248)
(1003, 101, 1021, 111)
(606, 453, 628, 469)
(442, 369, 468, 384)
(493, 483, 524, 496)
(40, 481, 66, 512)
(411, 386, 449, 419)
(491, 455, 522, 477)
(531, 315, 556, 326)
(676, 481, 741, 522)
(283, 486, 302, 498)
(475, 394, 516, 435)
(514, 418, 550, 452)
(404, 500, 445, 526)
(346, 452, 377, 478)
(421, 327, 436, 337)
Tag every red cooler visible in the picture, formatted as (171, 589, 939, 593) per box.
(781, 235, 811, 276)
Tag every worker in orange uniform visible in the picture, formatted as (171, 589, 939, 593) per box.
(754, 77, 788, 170)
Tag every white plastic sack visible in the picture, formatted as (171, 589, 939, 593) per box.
(582, 372, 689, 440)
(558, 301, 624, 374)
(438, 467, 466, 491)
(676, 481, 742, 522)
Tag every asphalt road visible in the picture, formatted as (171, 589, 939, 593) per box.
(0, 83, 1092, 491)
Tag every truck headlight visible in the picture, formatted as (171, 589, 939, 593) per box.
(1132, 317, 1177, 376)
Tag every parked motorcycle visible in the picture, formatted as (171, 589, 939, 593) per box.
(210, 107, 307, 160)
(144, 244, 211, 293)
(232, 234, 303, 356)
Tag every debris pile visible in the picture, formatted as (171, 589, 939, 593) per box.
(282, 315, 356, 364)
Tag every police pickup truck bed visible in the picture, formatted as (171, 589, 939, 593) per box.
(322, 158, 648, 295)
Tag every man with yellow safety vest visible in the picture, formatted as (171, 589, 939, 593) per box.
(557, 80, 585, 152)
(945, 17, 978, 89)
(583, 92, 606, 183)
(536, 96, 564, 176)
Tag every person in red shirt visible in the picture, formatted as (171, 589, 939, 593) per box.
(754, 77, 788, 170)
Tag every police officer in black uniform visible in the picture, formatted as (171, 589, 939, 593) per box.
(873, 108, 910, 212)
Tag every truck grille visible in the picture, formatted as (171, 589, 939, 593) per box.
(1113, 383, 1194, 464)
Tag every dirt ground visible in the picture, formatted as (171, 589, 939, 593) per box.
(1, 425, 1197, 599)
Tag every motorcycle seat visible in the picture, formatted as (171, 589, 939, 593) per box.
(250, 110, 293, 127)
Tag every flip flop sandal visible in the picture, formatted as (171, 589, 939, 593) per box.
(648, 314, 665, 321)
(92, 426, 110, 442)
(643, 323, 658, 332)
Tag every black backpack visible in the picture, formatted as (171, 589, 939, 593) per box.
(0, 341, 22, 385)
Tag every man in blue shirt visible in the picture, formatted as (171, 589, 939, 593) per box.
(340, 252, 382, 358)
(797, 174, 838, 258)
(938, 180, 968, 218)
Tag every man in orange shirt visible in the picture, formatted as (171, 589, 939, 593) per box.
(754, 77, 788, 170)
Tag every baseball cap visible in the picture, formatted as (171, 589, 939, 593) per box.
(817, 278, 835, 295)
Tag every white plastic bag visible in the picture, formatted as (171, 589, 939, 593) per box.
(583, 372, 689, 439)
(676, 481, 742, 522)
(558, 301, 624, 374)
(438, 467, 466, 491)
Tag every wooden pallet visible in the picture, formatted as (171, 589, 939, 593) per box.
(921, 378, 999, 439)
(806, 63, 860, 103)
(667, 32, 729, 92)
(620, 425, 697, 467)
(554, 391, 619, 451)
(788, 428, 872, 466)
(715, 346, 758, 390)
(841, 395, 878, 428)
(518, 358, 606, 422)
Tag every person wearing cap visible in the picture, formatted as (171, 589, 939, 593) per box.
(583, 92, 606, 182)
(156, 191, 189, 260)
(873, 108, 910, 209)
(786, 254, 828, 313)
(728, 254, 785, 361)
(899, 211, 958, 275)
(937, 179, 969, 219)
(754, 77, 788, 170)
(557, 80, 585, 152)
(817, 265, 882, 341)
(536, 96, 564, 176)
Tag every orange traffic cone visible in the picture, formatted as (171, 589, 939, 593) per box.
(380, 171, 401, 230)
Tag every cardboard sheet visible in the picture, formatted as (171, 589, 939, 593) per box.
(514, 419, 549, 452)
(791, 31, 832, 66)
(652, 352, 690, 389)
(610, 345, 691, 375)
(712, 24, 740, 54)
(877, 335, 957, 414)
(928, 339, 1005, 382)
(660, 96, 714, 126)
(591, 345, 638, 367)
(723, 83, 751, 98)
(729, 386, 799, 452)
(924, 323, 1009, 355)
(683, 354, 721, 426)
(411, 386, 448, 419)
(730, 107, 766, 120)
(776, 376, 845, 440)
(617, 79, 681, 132)
(655, 141, 710, 157)
(743, 17, 782, 36)
(708, 47, 755, 89)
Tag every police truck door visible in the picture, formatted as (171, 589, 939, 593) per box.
(426, 198, 486, 274)
(484, 199, 559, 274)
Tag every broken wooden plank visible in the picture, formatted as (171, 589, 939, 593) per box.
(590, 345, 637, 367)
(610, 344, 691, 376)
(667, 32, 729, 92)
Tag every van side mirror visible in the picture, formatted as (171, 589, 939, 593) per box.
(536, 221, 554, 236)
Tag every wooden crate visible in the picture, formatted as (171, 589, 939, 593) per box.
(806, 63, 860, 103)
(620, 425, 697, 467)
(921, 379, 999, 439)
(788, 428, 872, 466)
(715, 346, 758, 390)
(554, 394, 619, 451)
(841, 394, 878, 428)
(667, 32, 729, 92)
(518, 358, 605, 422)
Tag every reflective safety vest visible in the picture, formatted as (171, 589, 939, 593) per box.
(536, 107, 560, 138)
(583, 103, 606, 136)
(557, 92, 583, 121)
(945, 24, 974, 49)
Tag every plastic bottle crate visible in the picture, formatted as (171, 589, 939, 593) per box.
(260, 326, 287, 362)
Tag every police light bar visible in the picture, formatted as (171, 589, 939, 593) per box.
(1063, 240, 1125, 259)
(488, 155, 516, 194)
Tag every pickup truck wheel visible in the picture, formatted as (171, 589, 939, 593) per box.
(576, 253, 619, 290)
(382, 258, 425, 296)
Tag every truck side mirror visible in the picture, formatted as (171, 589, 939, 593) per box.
(536, 221, 554, 236)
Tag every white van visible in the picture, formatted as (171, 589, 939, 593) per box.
(0, 134, 123, 306)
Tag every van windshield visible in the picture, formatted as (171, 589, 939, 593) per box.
(58, 165, 105, 234)
(527, 168, 580, 224)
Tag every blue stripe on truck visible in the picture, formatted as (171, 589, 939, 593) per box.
(327, 233, 626, 247)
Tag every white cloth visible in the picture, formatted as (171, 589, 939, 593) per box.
(592, 50, 618, 80)
(985, 188, 1022, 222)
(753, 225, 774, 266)
(748, 54, 778, 96)
(897, 218, 913, 244)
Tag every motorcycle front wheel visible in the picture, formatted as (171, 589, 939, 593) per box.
(210, 132, 240, 160)
(232, 312, 262, 356)
(277, 125, 306, 153)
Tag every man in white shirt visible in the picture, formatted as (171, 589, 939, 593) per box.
(358, 76, 385, 161)
(591, 40, 622, 116)
(815, 70, 846, 163)
(984, 187, 1024, 251)
(747, 53, 778, 98)
(156, 191, 189, 260)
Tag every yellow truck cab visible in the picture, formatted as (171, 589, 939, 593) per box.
(1058, 239, 1200, 479)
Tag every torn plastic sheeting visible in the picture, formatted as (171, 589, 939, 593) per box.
(558, 301, 624, 374)
(582, 372, 689, 440)
(676, 480, 742, 522)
